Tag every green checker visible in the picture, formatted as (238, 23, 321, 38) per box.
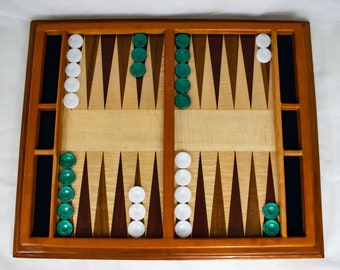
(175, 63, 190, 78)
(130, 62, 146, 77)
(131, 47, 147, 62)
(262, 202, 280, 219)
(58, 186, 75, 202)
(175, 93, 191, 109)
(132, 33, 148, 48)
(56, 219, 73, 236)
(263, 220, 280, 236)
(175, 78, 191, 93)
(175, 33, 190, 48)
(58, 169, 75, 185)
(175, 48, 190, 63)
(57, 203, 74, 220)
(59, 152, 76, 169)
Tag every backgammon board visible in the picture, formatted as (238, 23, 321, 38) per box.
(13, 20, 323, 259)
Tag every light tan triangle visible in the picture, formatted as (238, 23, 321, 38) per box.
(187, 38, 200, 110)
(235, 151, 252, 231)
(218, 151, 234, 235)
(252, 53, 268, 109)
(122, 42, 138, 109)
(235, 38, 250, 110)
(88, 39, 104, 110)
(218, 37, 234, 110)
(85, 151, 103, 233)
(105, 39, 121, 110)
(103, 151, 120, 234)
(201, 38, 217, 110)
(139, 40, 156, 110)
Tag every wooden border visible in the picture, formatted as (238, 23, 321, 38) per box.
(13, 20, 323, 259)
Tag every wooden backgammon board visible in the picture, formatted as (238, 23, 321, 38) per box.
(14, 20, 323, 259)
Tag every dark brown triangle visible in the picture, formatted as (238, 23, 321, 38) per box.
(228, 153, 244, 237)
(117, 35, 132, 108)
(146, 153, 163, 238)
(101, 35, 116, 107)
(75, 153, 92, 237)
(245, 153, 261, 236)
(111, 153, 127, 237)
(94, 153, 110, 237)
(240, 35, 255, 105)
(134, 153, 141, 186)
(208, 35, 223, 107)
(265, 154, 276, 203)
(150, 35, 164, 107)
(210, 153, 226, 237)
(224, 35, 239, 108)
(192, 153, 209, 238)
(261, 62, 270, 108)
(192, 35, 206, 106)
(85, 35, 100, 108)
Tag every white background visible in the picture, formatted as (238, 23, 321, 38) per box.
(1, 0, 340, 269)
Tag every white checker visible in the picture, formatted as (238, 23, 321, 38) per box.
(68, 34, 84, 48)
(65, 62, 81, 77)
(175, 220, 192, 238)
(128, 220, 145, 238)
(63, 93, 79, 109)
(64, 77, 80, 93)
(256, 48, 272, 63)
(174, 186, 191, 203)
(174, 203, 191, 220)
(129, 203, 146, 221)
(128, 186, 145, 203)
(256, 33, 271, 48)
(175, 152, 191, 168)
(66, 48, 82, 63)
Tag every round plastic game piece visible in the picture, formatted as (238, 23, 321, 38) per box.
(175, 93, 191, 109)
(263, 220, 280, 236)
(65, 62, 81, 77)
(175, 48, 190, 63)
(57, 202, 74, 220)
(256, 33, 271, 48)
(175, 63, 191, 78)
(174, 169, 191, 186)
(59, 152, 76, 169)
(131, 47, 147, 62)
(175, 78, 191, 93)
(263, 202, 280, 220)
(66, 48, 82, 63)
(63, 93, 79, 109)
(58, 169, 75, 185)
(64, 77, 80, 93)
(175, 34, 190, 49)
(175, 151, 192, 168)
(68, 34, 84, 49)
(130, 62, 146, 77)
(58, 186, 75, 202)
(132, 33, 148, 48)
(129, 203, 146, 220)
(175, 220, 192, 238)
(128, 220, 145, 238)
(56, 219, 73, 236)
(256, 48, 272, 63)
(128, 186, 146, 203)
(174, 203, 192, 221)
(174, 186, 191, 203)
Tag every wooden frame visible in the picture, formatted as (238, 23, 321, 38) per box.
(13, 20, 323, 259)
